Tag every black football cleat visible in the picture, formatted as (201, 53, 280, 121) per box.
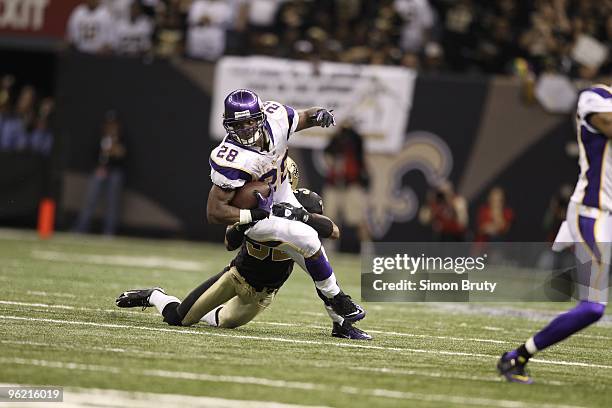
(332, 321, 372, 340)
(497, 352, 534, 384)
(116, 287, 164, 310)
(328, 291, 366, 322)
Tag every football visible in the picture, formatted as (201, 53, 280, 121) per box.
(230, 181, 271, 209)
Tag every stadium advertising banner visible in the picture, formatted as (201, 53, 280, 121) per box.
(211, 56, 417, 153)
(0, 0, 80, 38)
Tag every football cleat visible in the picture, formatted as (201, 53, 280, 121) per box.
(332, 321, 372, 340)
(116, 287, 164, 310)
(328, 291, 366, 322)
(497, 352, 534, 384)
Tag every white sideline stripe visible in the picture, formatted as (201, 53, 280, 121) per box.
(0, 383, 330, 408)
(2, 314, 612, 371)
(30, 249, 207, 272)
(0, 360, 585, 408)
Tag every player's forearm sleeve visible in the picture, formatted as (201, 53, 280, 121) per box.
(305, 214, 334, 238)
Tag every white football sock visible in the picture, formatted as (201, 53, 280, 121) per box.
(201, 306, 223, 327)
(525, 337, 538, 355)
(148, 290, 180, 315)
(315, 274, 340, 298)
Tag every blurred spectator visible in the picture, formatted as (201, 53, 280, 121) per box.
(30, 98, 55, 156)
(186, 0, 235, 61)
(419, 181, 468, 241)
(323, 120, 370, 245)
(67, 0, 114, 54)
(246, 0, 286, 36)
(0, 85, 36, 152)
(103, 0, 133, 21)
(113, 1, 154, 56)
(154, 0, 188, 58)
(0, 78, 55, 156)
(475, 186, 514, 242)
(543, 183, 573, 242)
(393, 0, 435, 53)
(74, 110, 127, 236)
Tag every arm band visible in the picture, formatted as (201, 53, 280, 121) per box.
(305, 214, 334, 238)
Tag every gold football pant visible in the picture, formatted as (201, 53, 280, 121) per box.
(179, 266, 277, 328)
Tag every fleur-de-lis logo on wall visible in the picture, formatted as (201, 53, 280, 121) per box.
(366, 132, 453, 239)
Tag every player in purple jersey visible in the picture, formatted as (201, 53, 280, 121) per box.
(497, 84, 612, 384)
(206, 89, 365, 323)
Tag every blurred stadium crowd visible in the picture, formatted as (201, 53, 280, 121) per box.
(69, 0, 612, 79)
(0, 75, 54, 156)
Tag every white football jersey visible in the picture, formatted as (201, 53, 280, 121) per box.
(66, 5, 114, 53)
(570, 85, 612, 212)
(209, 101, 299, 204)
(112, 16, 153, 55)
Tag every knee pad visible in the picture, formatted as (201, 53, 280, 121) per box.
(577, 301, 605, 323)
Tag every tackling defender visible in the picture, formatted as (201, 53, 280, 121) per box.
(116, 183, 371, 339)
(206, 89, 365, 322)
(498, 84, 612, 383)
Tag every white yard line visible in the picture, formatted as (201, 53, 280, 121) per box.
(1, 300, 511, 345)
(0, 383, 330, 408)
(3, 299, 610, 348)
(30, 249, 207, 272)
(0, 314, 483, 356)
(0, 360, 586, 408)
(0, 300, 148, 316)
(1, 314, 611, 371)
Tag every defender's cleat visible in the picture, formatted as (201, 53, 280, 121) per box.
(332, 321, 372, 340)
(497, 352, 533, 384)
(116, 287, 164, 310)
(328, 292, 366, 322)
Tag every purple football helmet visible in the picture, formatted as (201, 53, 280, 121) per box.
(222, 89, 266, 146)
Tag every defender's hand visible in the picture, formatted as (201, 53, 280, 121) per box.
(272, 203, 310, 223)
(313, 109, 335, 128)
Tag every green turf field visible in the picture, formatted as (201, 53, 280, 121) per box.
(1, 228, 610, 407)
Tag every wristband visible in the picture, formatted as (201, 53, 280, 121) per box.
(239, 209, 253, 224)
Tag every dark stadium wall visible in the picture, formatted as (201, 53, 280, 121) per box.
(51, 54, 576, 243)
(55, 53, 224, 240)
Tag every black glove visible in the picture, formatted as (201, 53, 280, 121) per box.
(272, 203, 310, 223)
(312, 109, 336, 128)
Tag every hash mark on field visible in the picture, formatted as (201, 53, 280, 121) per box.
(30, 249, 208, 272)
(0, 358, 586, 408)
(1, 314, 611, 371)
(26, 290, 76, 298)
